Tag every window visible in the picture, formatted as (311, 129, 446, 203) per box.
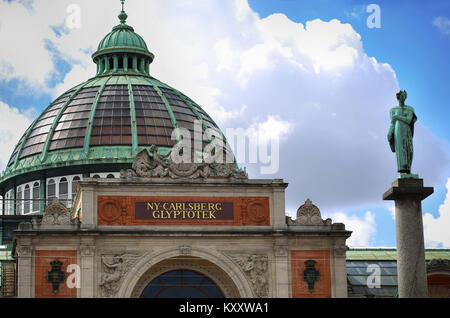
(24, 185, 30, 214)
(92, 175, 100, 179)
(59, 178, 68, 206)
(140, 270, 224, 298)
(17, 187, 23, 215)
(47, 179, 56, 205)
(5, 193, 9, 215)
(107, 174, 115, 179)
(6, 192, 12, 215)
(33, 182, 40, 212)
(72, 176, 81, 201)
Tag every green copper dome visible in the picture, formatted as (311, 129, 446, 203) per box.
(97, 24, 149, 52)
(0, 1, 236, 194)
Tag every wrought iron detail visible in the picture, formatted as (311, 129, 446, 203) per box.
(47, 259, 66, 294)
(303, 260, 320, 291)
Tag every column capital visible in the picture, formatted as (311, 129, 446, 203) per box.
(383, 178, 433, 201)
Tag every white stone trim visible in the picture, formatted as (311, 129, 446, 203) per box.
(117, 247, 254, 298)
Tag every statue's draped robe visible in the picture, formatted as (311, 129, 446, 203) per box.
(388, 106, 417, 173)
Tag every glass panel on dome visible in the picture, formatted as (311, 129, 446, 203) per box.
(49, 87, 99, 151)
(18, 92, 72, 160)
(90, 85, 132, 146)
(132, 85, 177, 147)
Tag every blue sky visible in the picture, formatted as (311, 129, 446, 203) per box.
(248, 0, 450, 247)
(0, 0, 449, 247)
(248, 0, 450, 141)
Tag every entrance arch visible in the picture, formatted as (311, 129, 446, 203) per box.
(118, 248, 254, 298)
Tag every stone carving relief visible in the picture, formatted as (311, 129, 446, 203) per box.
(333, 245, 348, 258)
(427, 259, 450, 273)
(179, 245, 192, 256)
(99, 253, 141, 297)
(287, 199, 332, 225)
(227, 253, 269, 298)
(120, 145, 247, 180)
(40, 199, 78, 226)
(80, 245, 95, 257)
(274, 238, 288, 257)
(16, 245, 33, 257)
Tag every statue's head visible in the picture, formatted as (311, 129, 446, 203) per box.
(396, 90, 407, 105)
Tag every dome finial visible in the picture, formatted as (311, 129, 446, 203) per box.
(118, 0, 128, 24)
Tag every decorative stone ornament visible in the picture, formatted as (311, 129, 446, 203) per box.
(287, 199, 332, 225)
(99, 253, 141, 297)
(47, 259, 66, 294)
(227, 253, 269, 298)
(427, 259, 450, 273)
(303, 260, 320, 291)
(41, 199, 73, 225)
(120, 146, 248, 180)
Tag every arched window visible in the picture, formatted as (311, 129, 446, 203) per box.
(72, 176, 81, 201)
(17, 187, 23, 215)
(24, 185, 30, 214)
(6, 192, 11, 215)
(33, 182, 40, 212)
(92, 175, 100, 179)
(47, 179, 56, 205)
(5, 193, 8, 215)
(140, 270, 224, 298)
(59, 178, 68, 206)
(107, 174, 115, 179)
(118, 55, 124, 69)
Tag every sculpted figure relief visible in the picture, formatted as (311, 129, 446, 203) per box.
(388, 90, 418, 178)
(99, 253, 139, 297)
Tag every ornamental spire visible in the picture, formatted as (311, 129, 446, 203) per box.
(118, 0, 128, 24)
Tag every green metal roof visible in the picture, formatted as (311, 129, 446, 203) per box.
(347, 248, 450, 261)
(0, 1, 237, 190)
(0, 74, 229, 186)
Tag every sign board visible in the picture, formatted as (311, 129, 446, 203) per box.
(98, 196, 270, 226)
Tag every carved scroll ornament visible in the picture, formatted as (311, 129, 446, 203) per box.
(120, 145, 247, 180)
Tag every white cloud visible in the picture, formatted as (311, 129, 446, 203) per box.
(389, 204, 395, 221)
(53, 63, 95, 98)
(423, 178, 450, 248)
(0, 0, 448, 218)
(246, 115, 293, 144)
(0, 0, 54, 91)
(433, 16, 450, 36)
(328, 211, 377, 247)
(0, 101, 33, 170)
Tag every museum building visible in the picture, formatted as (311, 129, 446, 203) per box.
(1, 3, 448, 299)
(0, 4, 352, 298)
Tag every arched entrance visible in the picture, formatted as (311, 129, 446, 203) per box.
(140, 270, 224, 298)
(123, 251, 253, 298)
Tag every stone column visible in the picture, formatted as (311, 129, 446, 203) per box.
(383, 178, 433, 298)
(273, 238, 289, 298)
(332, 243, 348, 298)
(80, 237, 96, 298)
(16, 241, 33, 298)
